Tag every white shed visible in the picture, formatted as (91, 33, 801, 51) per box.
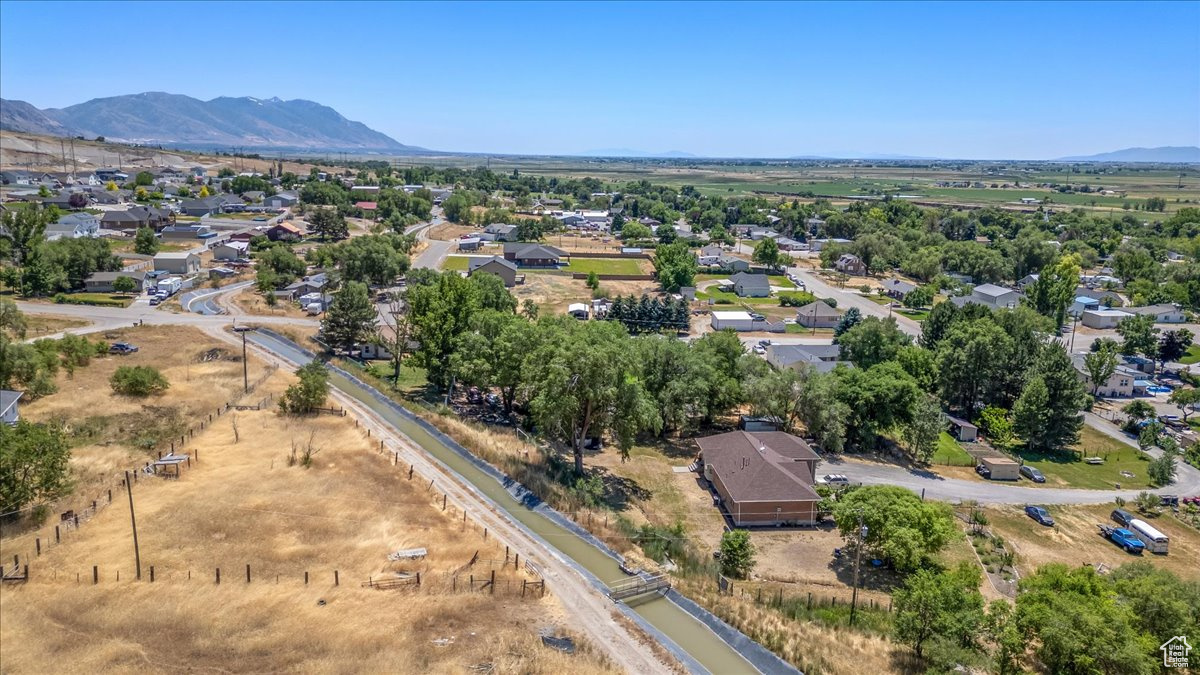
(712, 310, 754, 331)
(1081, 309, 1132, 329)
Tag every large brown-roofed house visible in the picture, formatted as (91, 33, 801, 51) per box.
(695, 430, 821, 526)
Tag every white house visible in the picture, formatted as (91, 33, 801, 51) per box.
(1125, 304, 1187, 324)
(1074, 355, 1139, 398)
(712, 310, 755, 331)
(1081, 308, 1133, 329)
(0, 389, 22, 425)
(45, 212, 100, 239)
(1069, 295, 1101, 316)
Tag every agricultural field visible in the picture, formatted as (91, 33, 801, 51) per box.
(0, 333, 609, 674)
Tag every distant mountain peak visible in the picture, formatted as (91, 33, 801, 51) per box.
(2, 92, 424, 153)
(1055, 146, 1200, 163)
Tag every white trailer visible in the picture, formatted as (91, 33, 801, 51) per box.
(157, 277, 183, 296)
(1128, 517, 1169, 554)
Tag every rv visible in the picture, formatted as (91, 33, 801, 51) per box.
(1127, 518, 1169, 554)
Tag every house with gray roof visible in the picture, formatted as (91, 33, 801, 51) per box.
(696, 430, 820, 526)
(468, 256, 522, 287)
(502, 242, 568, 267)
(765, 344, 848, 373)
(882, 278, 918, 299)
(730, 272, 770, 298)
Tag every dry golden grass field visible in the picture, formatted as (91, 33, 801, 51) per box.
(1, 328, 611, 674)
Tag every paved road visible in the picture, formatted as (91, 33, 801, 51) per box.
(406, 207, 455, 270)
(180, 281, 255, 315)
(824, 413, 1200, 504)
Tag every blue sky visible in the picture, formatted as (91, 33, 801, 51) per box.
(2, 1, 1197, 158)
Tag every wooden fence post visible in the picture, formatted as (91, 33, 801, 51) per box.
(35, 539, 40, 556)
(246, 564, 251, 583)
(216, 568, 221, 584)
(443, 494, 447, 511)
(150, 566, 155, 582)
(108, 489, 113, 503)
(334, 570, 339, 586)
(93, 566, 98, 584)
(305, 571, 309, 585)
(409, 465, 414, 480)
(514, 553, 519, 570)
(55, 525, 60, 543)
(490, 570, 495, 594)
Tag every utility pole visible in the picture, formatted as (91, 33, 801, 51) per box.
(234, 325, 252, 392)
(125, 470, 142, 580)
(849, 511, 867, 627)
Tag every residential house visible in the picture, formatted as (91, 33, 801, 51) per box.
(1081, 308, 1133, 329)
(482, 223, 519, 242)
(730, 272, 770, 298)
(0, 170, 33, 185)
(716, 255, 750, 272)
(950, 283, 1022, 310)
(1017, 273, 1040, 290)
(834, 253, 867, 276)
(41, 191, 81, 210)
(212, 240, 250, 261)
(695, 430, 821, 526)
(567, 303, 590, 320)
(1074, 286, 1124, 307)
(0, 390, 22, 425)
(153, 251, 201, 275)
(795, 300, 842, 328)
(85, 270, 146, 293)
(457, 236, 483, 251)
(266, 221, 303, 241)
(100, 208, 151, 231)
(746, 227, 778, 241)
(46, 212, 100, 240)
(882, 278, 917, 300)
(1125, 304, 1187, 324)
(696, 244, 723, 266)
(1073, 354, 1140, 398)
(503, 242, 568, 267)
(89, 190, 125, 205)
(637, 216, 662, 228)
(765, 344, 845, 374)
(774, 236, 806, 251)
(179, 195, 231, 217)
(468, 256, 521, 287)
(280, 275, 327, 300)
(242, 190, 265, 203)
(355, 201, 378, 215)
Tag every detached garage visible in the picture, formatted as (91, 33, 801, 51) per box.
(712, 310, 754, 332)
(1081, 309, 1132, 329)
(979, 457, 1020, 481)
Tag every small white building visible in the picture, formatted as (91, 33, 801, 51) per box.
(153, 251, 201, 275)
(711, 310, 754, 331)
(1080, 308, 1133, 329)
(567, 303, 589, 320)
(211, 240, 249, 261)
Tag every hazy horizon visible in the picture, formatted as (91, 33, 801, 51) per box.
(2, 1, 1197, 159)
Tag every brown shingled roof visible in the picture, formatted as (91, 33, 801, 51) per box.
(696, 431, 820, 503)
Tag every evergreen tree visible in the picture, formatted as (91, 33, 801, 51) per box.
(320, 281, 378, 353)
(1014, 344, 1088, 453)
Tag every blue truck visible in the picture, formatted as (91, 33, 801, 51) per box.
(1098, 524, 1146, 554)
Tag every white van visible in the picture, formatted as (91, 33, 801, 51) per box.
(1128, 518, 1169, 554)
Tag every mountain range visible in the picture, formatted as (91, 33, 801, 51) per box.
(574, 148, 697, 158)
(1054, 146, 1200, 163)
(0, 92, 421, 152)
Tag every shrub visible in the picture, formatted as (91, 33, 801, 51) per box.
(778, 291, 817, 307)
(718, 529, 756, 578)
(110, 366, 169, 396)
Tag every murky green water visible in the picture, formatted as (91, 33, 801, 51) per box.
(251, 333, 758, 674)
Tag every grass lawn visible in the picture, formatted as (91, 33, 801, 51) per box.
(696, 289, 781, 305)
(441, 255, 470, 271)
(54, 292, 134, 308)
(1013, 426, 1151, 489)
(561, 257, 644, 275)
(896, 308, 929, 321)
(362, 361, 429, 395)
(932, 432, 974, 466)
(1179, 344, 1200, 365)
(784, 323, 834, 335)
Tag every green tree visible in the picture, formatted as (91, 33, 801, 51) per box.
(110, 365, 169, 396)
(1116, 314, 1160, 361)
(901, 284, 934, 309)
(1013, 344, 1088, 453)
(836, 316, 912, 368)
(936, 318, 1013, 413)
(833, 306, 862, 337)
(1157, 329, 1194, 371)
(1169, 387, 1200, 422)
(832, 485, 957, 572)
(984, 600, 1025, 675)
(134, 171, 154, 186)
(905, 395, 944, 462)
(1, 204, 51, 267)
(893, 564, 985, 659)
(278, 361, 329, 414)
(321, 281, 378, 354)
(0, 421, 72, 513)
(528, 320, 659, 474)
(1026, 253, 1081, 329)
(330, 234, 409, 286)
(133, 226, 159, 255)
(718, 529, 756, 579)
(408, 271, 483, 388)
(752, 237, 783, 271)
(1122, 399, 1156, 425)
(652, 241, 698, 292)
(585, 270, 600, 291)
(1081, 341, 1118, 397)
(619, 222, 652, 242)
(450, 310, 539, 413)
(835, 361, 922, 450)
(977, 406, 1014, 445)
(470, 271, 517, 313)
(1147, 448, 1177, 486)
(111, 275, 137, 294)
(1016, 564, 1156, 675)
(307, 207, 349, 240)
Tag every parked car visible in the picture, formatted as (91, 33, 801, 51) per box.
(758, 339, 772, 347)
(750, 313, 766, 322)
(1025, 505, 1055, 527)
(109, 342, 139, 354)
(1020, 465, 1046, 483)
(1111, 508, 1134, 526)
(148, 296, 161, 306)
(975, 463, 991, 478)
(1100, 525, 1146, 554)
(752, 345, 766, 355)
(819, 474, 850, 486)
